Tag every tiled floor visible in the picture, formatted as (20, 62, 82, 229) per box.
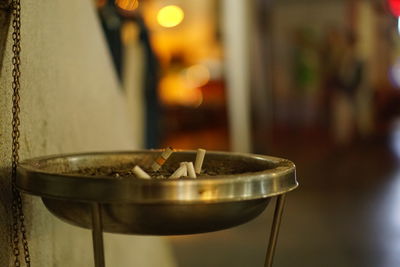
(167, 137, 400, 267)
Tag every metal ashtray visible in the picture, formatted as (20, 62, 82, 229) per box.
(17, 150, 298, 267)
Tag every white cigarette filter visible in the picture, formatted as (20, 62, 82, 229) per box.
(133, 165, 151, 179)
(186, 162, 197, 179)
(169, 165, 187, 179)
(180, 162, 188, 177)
(151, 147, 174, 171)
(194, 148, 206, 174)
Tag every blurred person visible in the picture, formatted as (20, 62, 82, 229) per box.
(332, 31, 364, 145)
(319, 26, 344, 130)
(98, 0, 124, 80)
(291, 28, 320, 129)
(97, 2, 162, 148)
(135, 15, 162, 149)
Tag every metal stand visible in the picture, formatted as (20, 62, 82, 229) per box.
(90, 195, 287, 267)
(264, 194, 287, 267)
(18, 149, 296, 267)
(91, 203, 105, 267)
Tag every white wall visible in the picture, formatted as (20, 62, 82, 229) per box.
(0, 0, 176, 266)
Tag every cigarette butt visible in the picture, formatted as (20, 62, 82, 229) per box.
(194, 148, 206, 174)
(180, 162, 188, 177)
(152, 147, 174, 171)
(162, 147, 174, 158)
(169, 164, 187, 179)
(186, 162, 196, 178)
(133, 165, 151, 179)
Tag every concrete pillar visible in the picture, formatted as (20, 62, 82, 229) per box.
(222, 0, 252, 153)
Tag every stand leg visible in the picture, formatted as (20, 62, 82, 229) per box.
(91, 203, 106, 267)
(264, 194, 287, 267)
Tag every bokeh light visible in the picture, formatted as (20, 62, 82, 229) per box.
(159, 73, 203, 107)
(115, 0, 139, 11)
(96, 0, 108, 8)
(389, 0, 400, 16)
(185, 64, 210, 88)
(157, 5, 184, 28)
(398, 17, 400, 35)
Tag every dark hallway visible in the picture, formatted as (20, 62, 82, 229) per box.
(168, 133, 400, 267)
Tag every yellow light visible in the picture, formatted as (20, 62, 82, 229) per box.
(115, 0, 139, 11)
(157, 5, 184, 28)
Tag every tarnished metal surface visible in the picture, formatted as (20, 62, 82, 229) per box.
(17, 150, 297, 235)
(0, 0, 11, 72)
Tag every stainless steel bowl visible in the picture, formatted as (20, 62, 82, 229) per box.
(17, 150, 297, 235)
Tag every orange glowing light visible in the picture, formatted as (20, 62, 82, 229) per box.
(115, 0, 139, 11)
(159, 73, 203, 107)
(157, 5, 184, 28)
(96, 0, 108, 8)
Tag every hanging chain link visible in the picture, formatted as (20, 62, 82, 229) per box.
(10, 0, 31, 266)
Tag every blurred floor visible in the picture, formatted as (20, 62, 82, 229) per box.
(166, 132, 400, 267)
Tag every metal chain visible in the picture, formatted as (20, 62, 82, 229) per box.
(10, 0, 31, 266)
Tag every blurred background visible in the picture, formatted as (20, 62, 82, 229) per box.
(96, 0, 400, 266)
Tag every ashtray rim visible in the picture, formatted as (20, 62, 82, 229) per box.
(17, 150, 298, 204)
